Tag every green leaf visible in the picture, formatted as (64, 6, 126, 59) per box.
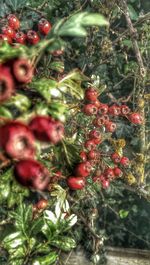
(81, 13, 109, 26)
(6, 94, 31, 112)
(128, 4, 138, 20)
(0, 106, 12, 118)
(49, 61, 64, 73)
(3, 231, 25, 249)
(32, 252, 58, 265)
(6, 0, 27, 11)
(30, 218, 44, 236)
(50, 236, 76, 251)
(119, 209, 129, 219)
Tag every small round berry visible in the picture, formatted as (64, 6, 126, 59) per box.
(121, 105, 130, 115)
(52, 49, 64, 56)
(14, 32, 26, 44)
(111, 153, 121, 164)
(27, 30, 40, 45)
(94, 100, 101, 108)
(102, 179, 110, 189)
(105, 122, 116, 132)
(79, 151, 87, 162)
(104, 168, 115, 179)
(36, 199, 48, 210)
(2, 25, 15, 38)
(93, 116, 106, 127)
(38, 18, 52, 35)
(83, 104, 98, 116)
(14, 159, 50, 190)
(87, 150, 99, 160)
(75, 162, 92, 178)
(84, 139, 96, 151)
(120, 157, 130, 167)
(85, 87, 98, 102)
(89, 130, 101, 144)
(98, 103, 108, 115)
(12, 58, 33, 83)
(113, 167, 123, 177)
(67, 177, 85, 190)
(7, 14, 20, 30)
(128, 113, 143, 124)
(108, 105, 121, 116)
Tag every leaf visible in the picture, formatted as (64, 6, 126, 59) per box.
(81, 13, 109, 26)
(49, 61, 64, 73)
(0, 106, 12, 118)
(30, 218, 44, 236)
(32, 252, 58, 265)
(128, 4, 138, 20)
(51, 236, 76, 251)
(6, 0, 27, 11)
(3, 231, 25, 249)
(6, 94, 31, 112)
(119, 209, 129, 219)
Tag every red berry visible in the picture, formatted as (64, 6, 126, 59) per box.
(93, 176, 101, 183)
(0, 66, 15, 102)
(7, 14, 20, 30)
(0, 121, 35, 159)
(87, 150, 99, 160)
(27, 30, 40, 45)
(14, 32, 26, 44)
(36, 199, 48, 210)
(14, 159, 50, 190)
(79, 151, 87, 162)
(105, 121, 116, 132)
(83, 104, 98, 116)
(67, 177, 85, 190)
(12, 58, 33, 83)
(128, 113, 143, 124)
(93, 115, 109, 127)
(52, 50, 64, 56)
(84, 139, 96, 151)
(113, 167, 123, 177)
(38, 18, 51, 35)
(75, 162, 92, 178)
(94, 100, 101, 108)
(108, 105, 121, 116)
(120, 156, 130, 167)
(85, 87, 98, 102)
(111, 153, 121, 164)
(104, 168, 115, 179)
(89, 130, 101, 144)
(93, 174, 105, 183)
(0, 34, 12, 44)
(102, 179, 110, 189)
(29, 116, 64, 144)
(2, 25, 15, 38)
(98, 103, 108, 115)
(121, 105, 130, 115)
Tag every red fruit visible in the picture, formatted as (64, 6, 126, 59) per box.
(67, 177, 85, 190)
(83, 104, 98, 116)
(89, 130, 101, 144)
(104, 168, 115, 179)
(75, 162, 92, 178)
(84, 139, 96, 151)
(14, 159, 50, 190)
(93, 176, 101, 183)
(0, 34, 12, 44)
(93, 115, 109, 127)
(7, 14, 20, 30)
(98, 103, 108, 115)
(52, 50, 64, 56)
(105, 121, 116, 132)
(2, 25, 15, 38)
(108, 105, 121, 116)
(102, 179, 110, 189)
(87, 150, 99, 160)
(94, 100, 101, 108)
(85, 87, 98, 102)
(12, 58, 33, 83)
(93, 174, 105, 183)
(38, 18, 51, 35)
(29, 115, 64, 144)
(111, 153, 121, 164)
(36, 199, 48, 210)
(27, 30, 40, 45)
(0, 66, 15, 102)
(120, 156, 130, 167)
(14, 32, 26, 44)
(0, 121, 35, 159)
(121, 105, 130, 115)
(79, 151, 87, 162)
(113, 167, 123, 177)
(128, 113, 143, 124)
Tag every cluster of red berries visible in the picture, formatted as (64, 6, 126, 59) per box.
(0, 14, 51, 45)
(82, 87, 143, 126)
(67, 87, 142, 191)
(0, 116, 64, 190)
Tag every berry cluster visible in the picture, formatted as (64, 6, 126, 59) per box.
(67, 87, 143, 190)
(0, 14, 51, 45)
(0, 116, 64, 190)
